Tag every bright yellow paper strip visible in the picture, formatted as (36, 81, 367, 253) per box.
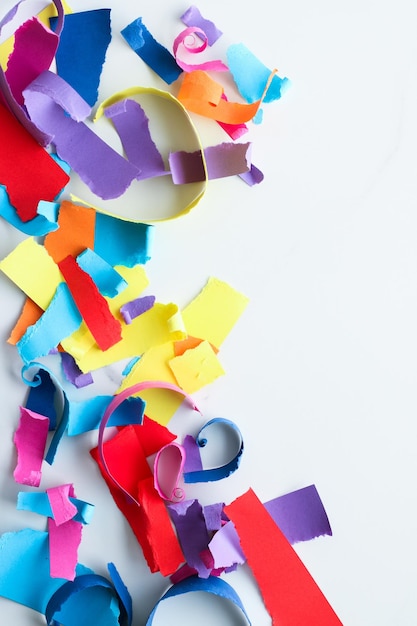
(168, 339, 225, 394)
(75, 302, 186, 373)
(182, 277, 249, 349)
(0, 237, 62, 309)
(117, 342, 183, 426)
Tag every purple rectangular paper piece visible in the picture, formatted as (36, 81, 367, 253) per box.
(203, 502, 225, 532)
(105, 99, 167, 180)
(239, 163, 264, 186)
(180, 6, 223, 46)
(168, 499, 211, 578)
(182, 434, 203, 473)
(169, 142, 251, 184)
(120, 295, 156, 324)
(263, 484, 332, 545)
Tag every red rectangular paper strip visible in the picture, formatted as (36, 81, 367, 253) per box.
(58, 254, 122, 351)
(0, 102, 69, 222)
(224, 488, 343, 626)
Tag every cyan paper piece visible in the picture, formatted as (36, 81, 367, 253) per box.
(105, 99, 167, 180)
(67, 395, 145, 436)
(227, 43, 290, 103)
(0, 529, 92, 614)
(77, 248, 127, 297)
(264, 484, 333, 544)
(0, 185, 60, 235)
(94, 212, 153, 267)
(180, 6, 223, 46)
(17, 491, 95, 525)
(145, 575, 251, 625)
(50, 9, 111, 106)
(120, 295, 155, 324)
(23, 71, 140, 200)
(121, 17, 182, 85)
(16, 282, 83, 364)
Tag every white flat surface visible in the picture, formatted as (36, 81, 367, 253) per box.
(1, 1, 417, 624)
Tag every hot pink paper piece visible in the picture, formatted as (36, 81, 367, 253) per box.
(47, 484, 79, 526)
(153, 442, 186, 502)
(173, 27, 228, 73)
(13, 406, 49, 487)
(48, 516, 82, 580)
(5, 17, 59, 106)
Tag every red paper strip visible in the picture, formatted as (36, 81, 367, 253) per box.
(58, 254, 122, 351)
(0, 102, 69, 222)
(224, 488, 343, 626)
(136, 476, 185, 576)
(131, 415, 177, 456)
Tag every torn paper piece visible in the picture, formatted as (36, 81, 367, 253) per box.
(168, 499, 211, 578)
(182, 277, 249, 349)
(169, 142, 250, 184)
(173, 27, 228, 73)
(136, 476, 185, 576)
(25, 367, 57, 429)
(67, 394, 145, 436)
(23, 71, 140, 200)
(16, 283, 82, 363)
(183, 418, 243, 483)
(154, 442, 186, 502)
(47, 484, 78, 526)
(174, 335, 218, 356)
(0, 101, 69, 221)
(94, 212, 153, 267)
(5, 17, 58, 106)
(46, 563, 131, 626)
(0, 236, 62, 309)
(145, 575, 251, 625)
(50, 9, 111, 107)
(58, 254, 122, 352)
(48, 516, 83, 580)
(0, 529, 93, 614)
(182, 434, 203, 474)
(224, 489, 343, 626)
(44, 200, 96, 264)
(177, 69, 275, 124)
(264, 484, 332, 544)
(76, 248, 127, 298)
(227, 43, 290, 103)
(104, 99, 167, 179)
(168, 339, 225, 393)
(239, 163, 264, 186)
(60, 351, 94, 388)
(180, 6, 223, 46)
(17, 491, 95, 525)
(74, 302, 186, 373)
(121, 17, 182, 84)
(208, 520, 246, 569)
(13, 406, 49, 486)
(0, 185, 59, 235)
(117, 343, 191, 425)
(121, 295, 155, 324)
(203, 502, 225, 532)
(8, 297, 43, 346)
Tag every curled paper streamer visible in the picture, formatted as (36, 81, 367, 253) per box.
(183, 417, 244, 483)
(153, 442, 186, 502)
(94, 86, 208, 221)
(97, 381, 201, 506)
(173, 27, 228, 73)
(145, 575, 251, 625)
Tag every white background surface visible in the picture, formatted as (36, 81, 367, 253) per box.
(1, 0, 417, 624)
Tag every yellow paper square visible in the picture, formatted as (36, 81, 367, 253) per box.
(169, 339, 225, 394)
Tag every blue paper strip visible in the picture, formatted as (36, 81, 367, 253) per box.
(17, 492, 95, 525)
(76, 248, 127, 297)
(121, 17, 182, 84)
(145, 575, 251, 625)
(50, 9, 112, 107)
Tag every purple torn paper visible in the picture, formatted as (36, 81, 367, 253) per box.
(180, 6, 223, 46)
(120, 295, 156, 324)
(168, 499, 212, 578)
(169, 142, 251, 184)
